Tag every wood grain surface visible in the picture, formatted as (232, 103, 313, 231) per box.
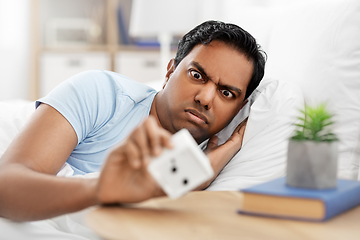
(86, 191, 360, 240)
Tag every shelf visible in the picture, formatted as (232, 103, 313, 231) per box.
(40, 45, 111, 52)
(30, 0, 122, 100)
(30, 0, 171, 100)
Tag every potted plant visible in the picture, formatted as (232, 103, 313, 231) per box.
(286, 103, 338, 189)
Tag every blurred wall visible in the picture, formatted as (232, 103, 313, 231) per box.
(0, 0, 31, 101)
(0, 0, 297, 101)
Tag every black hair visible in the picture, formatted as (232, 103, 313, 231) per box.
(174, 20, 267, 100)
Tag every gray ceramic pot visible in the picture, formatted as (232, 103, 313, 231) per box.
(286, 140, 338, 189)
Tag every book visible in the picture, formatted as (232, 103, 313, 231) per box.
(238, 177, 360, 221)
(117, 7, 131, 45)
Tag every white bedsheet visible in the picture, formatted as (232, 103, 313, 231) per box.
(0, 171, 101, 240)
(0, 208, 100, 240)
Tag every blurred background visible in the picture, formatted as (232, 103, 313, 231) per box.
(0, 0, 297, 101)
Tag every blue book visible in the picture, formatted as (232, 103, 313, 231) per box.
(238, 177, 360, 221)
(117, 7, 131, 45)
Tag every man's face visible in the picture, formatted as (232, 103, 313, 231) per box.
(156, 40, 253, 144)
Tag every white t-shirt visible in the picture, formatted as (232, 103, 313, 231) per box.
(36, 70, 157, 175)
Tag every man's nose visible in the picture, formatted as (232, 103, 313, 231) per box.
(194, 82, 217, 110)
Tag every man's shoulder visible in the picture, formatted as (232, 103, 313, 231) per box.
(70, 70, 157, 103)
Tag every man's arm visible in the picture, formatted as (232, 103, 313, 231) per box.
(0, 104, 168, 221)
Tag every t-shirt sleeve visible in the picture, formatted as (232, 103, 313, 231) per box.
(36, 70, 122, 144)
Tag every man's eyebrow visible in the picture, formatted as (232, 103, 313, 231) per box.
(191, 61, 209, 79)
(190, 61, 242, 96)
(221, 83, 242, 96)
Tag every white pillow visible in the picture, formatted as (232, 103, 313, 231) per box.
(207, 78, 304, 191)
(264, 0, 360, 180)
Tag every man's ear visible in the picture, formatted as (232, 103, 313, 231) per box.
(163, 59, 175, 89)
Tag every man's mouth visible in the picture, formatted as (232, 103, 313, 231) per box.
(185, 109, 208, 124)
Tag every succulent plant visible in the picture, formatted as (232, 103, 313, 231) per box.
(291, 103, 338, 142)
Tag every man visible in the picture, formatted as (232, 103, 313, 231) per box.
(0, 21, 266, 221)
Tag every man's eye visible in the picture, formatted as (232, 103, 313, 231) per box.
(190, 70, 203, 80)
(221, 89, 234, 98)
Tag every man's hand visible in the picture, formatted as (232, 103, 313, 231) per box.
(198, 118, 248, 189)
(96, 116, 173, 204)
(206, 117, 248, 155)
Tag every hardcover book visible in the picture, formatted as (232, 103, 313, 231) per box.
(239, 177, 360, 221)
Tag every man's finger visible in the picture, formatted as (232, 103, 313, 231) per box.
(205, 135, 218, 153)
(238, 120, 247, 135)
(144, 116, 162, 156)
(125, 141, 141, 169)
(233, 117, 248, 134)
(159, 128, 173, 149)
(131, 126, 151, 162)
(145, 116, 173, 157)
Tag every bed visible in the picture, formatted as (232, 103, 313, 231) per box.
(1, 0, 360, 239)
